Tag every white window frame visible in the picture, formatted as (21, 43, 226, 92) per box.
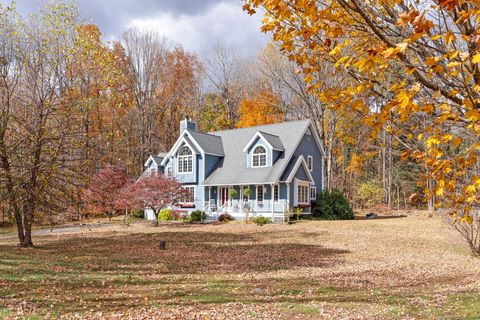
(307, 155, 313, 172)
(310, 186, 317, 200)
(273, 184, 279, 202)
(256, 185, 264, 203)
(252, 145, 267, 168)
(177, 146, 193, 174)
(297, 182, 310, 205)
(180, 186, 195, 204)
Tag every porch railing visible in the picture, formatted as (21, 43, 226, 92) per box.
(204, 199, 287, 214)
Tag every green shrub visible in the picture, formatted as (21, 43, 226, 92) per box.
(251, 216, 272, 226)
(189, 210, 207, 222)
(228, 188, 237, 199)
(357, 180, 384, 208)
(314, 189, 354, 220)
(218, 213, 234, 222)
(130, 210, 144, 219)
(158, 208, 173, 221)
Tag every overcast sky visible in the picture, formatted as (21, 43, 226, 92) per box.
(3, 0, 269, 57)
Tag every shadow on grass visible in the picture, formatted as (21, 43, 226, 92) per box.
(0, 230, 348, 316)
(0, 231, 348, 274)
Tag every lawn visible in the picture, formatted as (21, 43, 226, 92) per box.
(0, 212, 479, 319)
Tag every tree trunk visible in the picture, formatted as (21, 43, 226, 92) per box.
(21, 207, 34, 247)
(14, 211, 25, 245)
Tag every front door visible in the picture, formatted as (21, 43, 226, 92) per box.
(219, 187, 228, 206)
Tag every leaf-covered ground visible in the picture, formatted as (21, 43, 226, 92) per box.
(0, 212, 479, 319)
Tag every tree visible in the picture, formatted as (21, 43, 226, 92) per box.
(158, 46, 203, 147)
(0, 2, 85, 247)
(198, 93, 235, 131)
(83, 165, 129, 220)
(120, 175, 186, 226)
(204, 42, 247, 123)
(121, 28, 169, 172)
(236, 85, 284, 128)
(245, 0, 480, 253)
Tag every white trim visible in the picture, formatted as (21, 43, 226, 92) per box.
(161, 130, 223, 167)
(284, 156, 315, 184)
(180, 185, 195, 204)
(242, 131, 283, 152)
(307, 155, 313, 172)
(177, 145, 194, 174)
(310, 186, 317, 200)
(144, 155, 160, 168)
(202, 181, 277, 187)
(256, 185, 264, 203)
(295, 179, 310, 206)
(275, 120, 325, 186)
(251, 144, 268, 168)
(273, 184, 279, 202)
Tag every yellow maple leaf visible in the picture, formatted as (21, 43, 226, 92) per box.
(472, 53, 480, 63)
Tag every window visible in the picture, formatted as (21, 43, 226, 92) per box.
(181, 186, 195, 203)
(166, 166, 172, 177)
(297, 184, 309, 204)
(257, 185, 264, 203)
(178, 146, 193, 173)
(273, 184, 279, 202)
(252, 146, 267, 167)
(310, 186, 316, 200)
(307, 155, 313, 171)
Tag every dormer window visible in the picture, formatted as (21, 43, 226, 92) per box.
(178, 146, 193, 173)
(252, 146, 267, 167)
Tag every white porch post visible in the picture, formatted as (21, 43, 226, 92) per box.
(208, 186, 211, 211)
(270, 183, 274, 220)
(240, 185, 244, 213)
(287, 182, 291, 210)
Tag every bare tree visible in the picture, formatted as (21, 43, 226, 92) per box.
(204, 42, 247, 124)
(0, 2, 85, 246)
(122, 28, 169, 171)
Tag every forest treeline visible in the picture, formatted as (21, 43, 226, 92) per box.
(0, 2, 426, 244)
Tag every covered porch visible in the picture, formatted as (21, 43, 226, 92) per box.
(203, 184, 290, 218)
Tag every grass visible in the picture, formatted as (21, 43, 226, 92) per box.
(0, 308, 10, 319)
(0, 212, 479, 319)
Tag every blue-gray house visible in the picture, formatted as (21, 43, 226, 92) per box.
(142, 118, 325, 221)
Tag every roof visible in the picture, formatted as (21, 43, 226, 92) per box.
(187, 130, 224, 156)
(144, 155, 165, 167)
(202, 119, 312, 185)
(258, 131, 284, 151)
(151, 155, 164, 164)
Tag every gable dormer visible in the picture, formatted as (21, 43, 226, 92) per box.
(243, 131, 284, 168)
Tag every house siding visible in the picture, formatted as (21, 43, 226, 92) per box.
(292, 129, 323, 187)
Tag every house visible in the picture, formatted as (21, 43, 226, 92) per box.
(142, 117, 325, 221)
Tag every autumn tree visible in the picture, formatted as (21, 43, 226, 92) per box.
(237, 85, 284, 128)
(159, 46, 203, 146)
(0, 2, 85, 246)
(245, 0, 480, 253)
(120, 175, 186, 225)
(83, 165, 130, 220)
(198, 93, 235, 131)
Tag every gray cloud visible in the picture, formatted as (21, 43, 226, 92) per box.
(4, 0, 268, 56)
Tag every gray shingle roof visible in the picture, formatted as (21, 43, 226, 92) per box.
(187, 130, 224, 156)
(151, 155, 164, 164)
(258, 131, 284, 151)
(202, 119, 311, 185)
